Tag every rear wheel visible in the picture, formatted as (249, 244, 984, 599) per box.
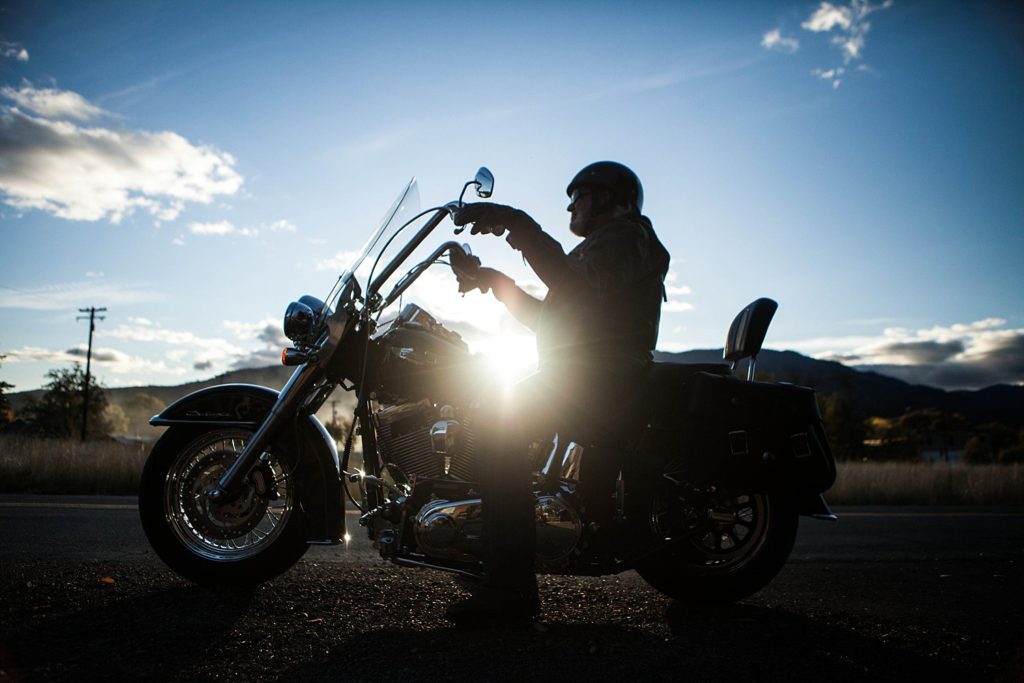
(139, 426, 309, 586)
(636, 489, 798, 605)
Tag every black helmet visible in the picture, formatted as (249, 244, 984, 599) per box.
(566, 161, 643, 212)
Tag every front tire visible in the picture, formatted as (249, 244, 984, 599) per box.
(636, 491, 798, 605)
(139, 426, 309, 586)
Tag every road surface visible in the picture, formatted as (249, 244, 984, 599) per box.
(1, 495, 1021, 681)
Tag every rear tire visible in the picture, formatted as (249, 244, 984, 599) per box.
(139, 426, 309, 586)
(636, 491, 798, 605)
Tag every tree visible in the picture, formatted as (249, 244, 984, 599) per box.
(0, 354, 14, 426)
(23, 364, 111, 439)
(818, 392, 865, 461)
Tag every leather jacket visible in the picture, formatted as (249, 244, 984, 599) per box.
(510, 214, 669, 371)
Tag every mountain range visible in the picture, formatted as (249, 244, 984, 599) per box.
(656, 349, 1024, 428)
(8, 349, 1024, 435)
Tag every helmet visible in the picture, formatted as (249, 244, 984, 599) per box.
(566, 161, 644, 212)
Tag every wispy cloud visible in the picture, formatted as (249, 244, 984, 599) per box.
(0, 280, 160, 311)
(268, 219, 296, 233)
(764, 1, 893, 89)
(802, 0, 894, 88)
(5, 344, 187, 377)
(0, 40, 28, 62)
(761, 29, 800, 54)
(663, 268, 694, 314)
(1, 84, 107, 120)
(0, 87, 243, 223)
(99, 320, 252, 374)
(778, 318, 1024, 390)
(188, 220, 257, 237)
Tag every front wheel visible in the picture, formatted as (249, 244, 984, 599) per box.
(636, 490, 798, 605)
(139, 426, 309, 586)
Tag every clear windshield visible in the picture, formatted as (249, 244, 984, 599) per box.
(342, 178, 420, 285)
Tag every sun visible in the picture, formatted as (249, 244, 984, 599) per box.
(474, 333, 538, 387)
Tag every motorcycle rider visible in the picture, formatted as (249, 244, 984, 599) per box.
(445, 161, 670, 626)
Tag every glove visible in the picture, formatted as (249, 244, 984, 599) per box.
(451, 202, 540, 238)
(475, 267, 514, 296)
(449, 247, 482, 294)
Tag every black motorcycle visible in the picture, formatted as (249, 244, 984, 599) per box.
(139, 168, 836, 605)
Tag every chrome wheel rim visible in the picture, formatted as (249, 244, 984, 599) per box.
(652, 491, 771, 575)
(164, 430, 293, 562)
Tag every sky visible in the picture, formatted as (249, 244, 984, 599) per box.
(1, 0, 1022, 394)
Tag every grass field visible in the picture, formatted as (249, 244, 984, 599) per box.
(1, 436, 1022, 504)
(0, 436, 148, 495)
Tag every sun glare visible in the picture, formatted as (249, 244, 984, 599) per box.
(474, 333, 538, 387)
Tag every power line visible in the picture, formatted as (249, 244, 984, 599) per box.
(76, 307, 106, 441)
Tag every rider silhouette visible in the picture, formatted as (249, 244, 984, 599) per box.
(446, 161, 669, 626)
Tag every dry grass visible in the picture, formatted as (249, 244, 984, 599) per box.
(0, 436, 148, 495)
(828, 461, 1024, 505)
(3, 436, 1024, 504)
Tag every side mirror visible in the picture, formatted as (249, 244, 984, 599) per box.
(474, 167, 494, 198)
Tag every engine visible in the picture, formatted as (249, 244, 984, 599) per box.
(372, 399, 477, 482)
(370, 304, 485, 481)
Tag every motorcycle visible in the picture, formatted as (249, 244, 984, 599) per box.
(139, 168, 836, 605)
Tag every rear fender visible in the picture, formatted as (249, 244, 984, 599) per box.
(151, 383, 344, 543)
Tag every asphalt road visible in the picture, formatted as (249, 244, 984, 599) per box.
(1, 495, 1022, 681)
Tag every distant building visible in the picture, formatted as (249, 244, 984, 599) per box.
(918, 430, 972, 463)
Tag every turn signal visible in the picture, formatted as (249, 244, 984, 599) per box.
(281, 348, 311, 366)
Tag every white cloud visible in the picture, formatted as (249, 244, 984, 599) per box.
(0, 96, 243, 223)
(269, 219, 297, 232)
(800, 0, 894, 87)
(188, 220, 258, 237)
(190, 220, 232, 235)
(812, 66, 846, 89)
(1, 41, 28, 62)
(5, 344, 187, 377)
(777, 318, 1024, 390)
(0, 280, 160, 311)
(1, 84, 107, 120)
(761, 29, 800, 54)
(172, 235, 185, 246)
(99, 321, 247, 373)
(663, 268, 693, 313)
(802, 2, 853, 32)
(316, 250, 363, 272)
(188, 222, 260, 240)
(223, 317, 288, 346)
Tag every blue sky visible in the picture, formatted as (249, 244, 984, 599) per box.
(1, 0, 1022, 392)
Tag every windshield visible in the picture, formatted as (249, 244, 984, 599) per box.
(342, 179, 420, 285)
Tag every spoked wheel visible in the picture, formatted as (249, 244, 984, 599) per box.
(140, 427, 309, 586)
(637, 488, 798, 605)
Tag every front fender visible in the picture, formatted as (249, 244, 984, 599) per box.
(151, 383, 344, 543)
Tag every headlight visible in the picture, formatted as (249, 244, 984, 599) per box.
(283, 300, 316, 345)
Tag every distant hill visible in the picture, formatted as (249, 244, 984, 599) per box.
(7, 366, 352, 437)
(8, 350, 1023, 435)
(656, 349, 1024, 427)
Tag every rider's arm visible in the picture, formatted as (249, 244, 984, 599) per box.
(491, 279, 542, 331)
(509, 220, 649, 296)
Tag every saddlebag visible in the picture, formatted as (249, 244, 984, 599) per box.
(644, 371, 835, 494)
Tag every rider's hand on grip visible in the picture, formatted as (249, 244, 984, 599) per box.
(449, 247, 482, 294)
(451, 202, 531, 237)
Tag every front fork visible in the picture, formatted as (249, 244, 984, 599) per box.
(208, 363, 323, 502)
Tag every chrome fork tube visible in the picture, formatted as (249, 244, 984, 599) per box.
(209, 363, 322, 501)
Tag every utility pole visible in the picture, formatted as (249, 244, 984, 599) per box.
(330, 399, 340, 446)
(76, 307, 106, 441)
